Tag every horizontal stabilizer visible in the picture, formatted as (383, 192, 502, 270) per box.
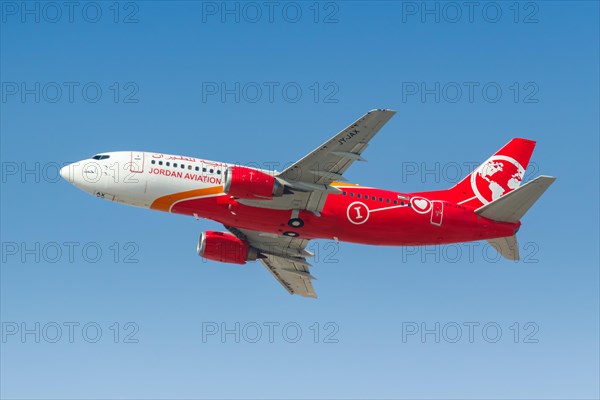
(475, 176, 556, 223)
(486, 235, 519, 260)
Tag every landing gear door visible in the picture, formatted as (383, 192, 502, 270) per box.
(430, 201, 444, 226)
(130, 152, 144, 173)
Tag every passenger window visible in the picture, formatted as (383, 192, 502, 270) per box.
(166, 162, 170, 167)
(203, 167, 207, 172)
(173, 163, 178, 167)
(386, 199, 390, 203)
(393, 200, 398, 205)
(343, 191, 347, 196)
(188, 165, 192, 170)
(151, 160, 155, 164)
(350, 192, 354, 197)
(181, 164, 185, 169)
(357, 194, 361, 198)
(371, 196, 376, 201)
(195, 166, 199, 171)
(159, 161, 163, 166)
(379, 197, 383, 202)
(217, 170, 221, 174)
(209, 169, 214, 173)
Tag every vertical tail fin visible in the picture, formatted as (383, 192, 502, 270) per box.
(446, 138, 537, 208)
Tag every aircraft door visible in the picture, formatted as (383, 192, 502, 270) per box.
(130, 152, 144, 173)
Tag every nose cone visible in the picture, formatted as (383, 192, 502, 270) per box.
(61, 161, 105, 195)
(60, 165, 69, 181)
(60, 163, 79, 184)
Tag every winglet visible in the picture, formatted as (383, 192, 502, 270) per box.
(368, 108, 396, 114)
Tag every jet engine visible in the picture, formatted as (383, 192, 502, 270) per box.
(223, 166, 284, 200)
(197, 231, 259, 265)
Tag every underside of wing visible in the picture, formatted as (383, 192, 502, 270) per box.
(224, 226, 317, 298)
(259, 254, 317, 298)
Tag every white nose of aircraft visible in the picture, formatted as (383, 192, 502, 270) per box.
(59, 165, 69, 181)
(60, 161, 103, 194)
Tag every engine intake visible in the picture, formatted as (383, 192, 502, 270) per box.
(223, 166, 284, 200)
(197, 231, 258, 265)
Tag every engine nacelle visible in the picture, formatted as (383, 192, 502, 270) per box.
(197, 231, 258, 265)
(223, 166, 284, 200)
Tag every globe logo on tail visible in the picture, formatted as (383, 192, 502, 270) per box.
(470, 155, 525, 204)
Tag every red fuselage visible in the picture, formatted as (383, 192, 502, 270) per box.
(170, 186, 519, 246)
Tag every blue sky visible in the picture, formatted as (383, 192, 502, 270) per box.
(1, 1, 598, 399)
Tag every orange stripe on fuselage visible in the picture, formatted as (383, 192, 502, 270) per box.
(330, 181, 363, 188)
(152, 182, 356, 212)
(150, 186, 223, 212)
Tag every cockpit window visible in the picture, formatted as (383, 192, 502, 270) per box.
(91, 154, 110, 160)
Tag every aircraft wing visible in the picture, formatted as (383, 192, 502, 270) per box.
(224, 226, 317, 298)
(237, 109, 396, 214)
(279, 109, 396, 185)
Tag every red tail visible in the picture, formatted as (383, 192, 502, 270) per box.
(445, 138, 536, 208)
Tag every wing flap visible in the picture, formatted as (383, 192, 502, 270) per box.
(225, 226, 317, 298)
(260, 255, 317, 298)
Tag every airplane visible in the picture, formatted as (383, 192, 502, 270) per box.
(60, 109, 555, 298)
